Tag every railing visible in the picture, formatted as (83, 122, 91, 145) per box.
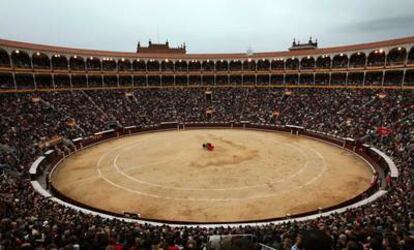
(259, 243, 278, 250)
(3, 63, 411, 73)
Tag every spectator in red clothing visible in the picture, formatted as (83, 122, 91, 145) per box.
(168, 240, 180, 250)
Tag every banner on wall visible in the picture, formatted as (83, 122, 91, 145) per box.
(376, 127, 392, 136)
(38, 135, 63, 149)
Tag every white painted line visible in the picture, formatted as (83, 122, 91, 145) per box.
(110, 138, 312, 191)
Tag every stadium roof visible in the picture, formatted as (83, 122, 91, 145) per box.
(0, 36, 413, 60)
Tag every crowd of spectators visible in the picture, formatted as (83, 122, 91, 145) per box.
(1, 68, 413, 90)
(0, 87, 413, 249)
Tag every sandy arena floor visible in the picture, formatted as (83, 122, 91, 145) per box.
(52, 129, 373, 223)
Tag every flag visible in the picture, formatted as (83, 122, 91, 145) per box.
(31, 96, 40, 103)
(66, 118, 77, 127)
(376, 126, 392, 136)
(377, 92, 387, 99)
(272, 110, 280, 118)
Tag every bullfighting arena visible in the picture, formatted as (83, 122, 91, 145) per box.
(52, 129, 373, 223)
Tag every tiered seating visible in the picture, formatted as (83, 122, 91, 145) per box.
(0, 88, 413, 249)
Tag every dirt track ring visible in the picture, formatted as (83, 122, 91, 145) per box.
(52, 129, 373, 223)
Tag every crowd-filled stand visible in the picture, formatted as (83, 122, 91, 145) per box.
(1, 46, 414, 91)
(2, 71, 414, 89)
(0, 87, 413, 249)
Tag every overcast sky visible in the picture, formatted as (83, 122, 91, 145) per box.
(0, 0, 413, 54)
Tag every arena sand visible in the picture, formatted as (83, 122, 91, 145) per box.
(52, 129, 372, 223)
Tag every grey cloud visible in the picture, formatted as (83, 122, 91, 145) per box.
(344, 14, 414, 33)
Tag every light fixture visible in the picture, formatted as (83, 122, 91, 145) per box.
(15, 50, 20, 54)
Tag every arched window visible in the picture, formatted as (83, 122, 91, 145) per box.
(349, 52, 366, 68)
(332, 54, 348, 68)
(315, 56, 331, 68)
(87, 57, 101, 71)
(285, 58, 299, 70)
(0, 49, 11, 67)
(51, 55, 68, 70)
(367, 50, 385, 67)
(387, 47, 407, 65)
(11, 50, 31, 68)
(32, 52, 50, 69)
(69, 56, 85, 71)
(300, 56, 315, 69)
